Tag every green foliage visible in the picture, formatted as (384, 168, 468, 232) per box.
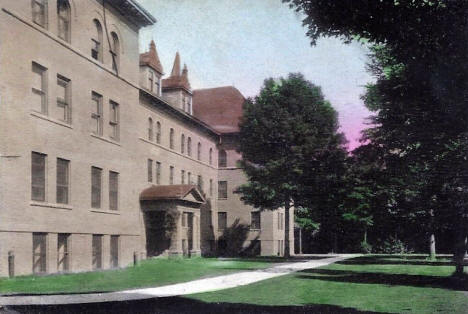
(375, 237, 414, 255)
(360, 241, 373, 254)
(237, 73, 346, 211)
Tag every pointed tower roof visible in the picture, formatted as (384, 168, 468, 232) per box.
(171, 52, 181, 77)
(139, 40, 164, 74)
(162, 52, 191, 92)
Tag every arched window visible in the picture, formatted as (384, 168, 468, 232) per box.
(218, 150, 227, 168)
(187, 137, 192, 156)
(181, 134, 185, 154)
(32, 0, 48, 28)
(169, 128, 174, 149)
(197, 142, 202, 161)
(148, 118, 153, 141)
(209, 148, 213, 165)
(110, 32, 120, 73)
(57, 0, 70, 42)
(91, 19, 103, 61)
(156, 121, 161, 144)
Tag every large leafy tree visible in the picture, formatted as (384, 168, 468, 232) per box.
(284, 0, 468, 274)
(237, 73, 346, 257)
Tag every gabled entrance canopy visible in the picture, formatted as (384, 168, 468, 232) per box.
(140, 184, 205, 204)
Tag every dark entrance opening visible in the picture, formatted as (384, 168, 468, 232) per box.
(144, 211, 171, 257)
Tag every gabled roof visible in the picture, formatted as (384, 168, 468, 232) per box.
(108, 0, 156, 27)
(140, 40, 164, 74)
(140, 184, 205, 203)
(192, 86, 245, 133)
(162, 53, 191, 92)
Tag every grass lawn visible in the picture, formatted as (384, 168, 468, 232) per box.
(0, 257, 277, 295)
(188, 255, 468, 313)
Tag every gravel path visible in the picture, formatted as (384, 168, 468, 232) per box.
(0, 254, 359, 306)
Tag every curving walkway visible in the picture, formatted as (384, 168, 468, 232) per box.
(0, 254, 359, 306)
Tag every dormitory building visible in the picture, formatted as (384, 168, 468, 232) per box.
(0, 0, 294, 277)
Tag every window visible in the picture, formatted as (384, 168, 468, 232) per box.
(187, 97, 192, 114)
(32, 152, 46, 201)
(156, 121, 161, 144)
(209, 179, 213, 197)
(32, 0, 47, 28)
(278, 212, 283, 230)
(110, 32, 120, 73)
(57, 233, 70, 272)
(251, 212, 261, 230)
(197, 175, 203, 192)
(91, 167, 102, 208)
(197, 142, 202, 161)
(187, 172, 192, 185)
(156, 162, 161, 184)
(218, 212, 227, 230)
(92, 19, 103, 61)
(169, 166, 174, 185)
(169, 128, 174, 149)
(147, 159, 153, 182)
(57, 0, 70, 42)
(109, 171, 118, 211)
(209, 148, 213, 165)
(57, 75, 71, 123)
(56, 158, 69, 204)
(155, 76, 161, 95)
(33, 233, 47, 274)
(91, 92, 103, 136)
(109, 101, 119, 140)
(181, 134, 185, 154)
(92, 234, 102, 270)
(218, 150, 227, 168)
(148, 118, 154, 141)
(187, 137, 192, 156)
(32, 62, 48, 114)
(218, 181, 227, 199)
(110, 235, 119, 268)
(181, 170, 185, 184)
(182, 95, 186, 112)
(149, 71, 154, 92)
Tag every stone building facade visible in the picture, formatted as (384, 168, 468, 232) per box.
(0, 0, 294, 277)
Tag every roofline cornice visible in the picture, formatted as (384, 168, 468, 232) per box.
(139, 89, 220, 138)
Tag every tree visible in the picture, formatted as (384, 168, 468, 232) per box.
(237, 73, 345, 257)
(284, 0, 468, 274)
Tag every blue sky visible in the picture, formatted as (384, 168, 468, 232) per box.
(136, 0, 373, 150)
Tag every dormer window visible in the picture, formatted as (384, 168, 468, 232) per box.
(148, 71, 154, 92)
(57, 0, 71, 42)
(92, 19, 103, 62)
(110, 32, 120, 73)
(32, 0, 48, 28)
(155, 76, 161, 96)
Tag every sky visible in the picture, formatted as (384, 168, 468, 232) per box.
(136, 0, 374, 150)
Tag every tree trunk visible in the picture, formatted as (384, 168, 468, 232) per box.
(363, 228, 367, 243)
(284, 202, 290, 258)
(454, 228, 467, 276)
(429, 233, 436, 260)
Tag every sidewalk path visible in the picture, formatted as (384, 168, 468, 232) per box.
(0, 254, 359, 306)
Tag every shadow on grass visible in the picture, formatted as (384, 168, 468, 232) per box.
(4, 296, 392, 314)
(222, 256, 330, 263)
(337, 256, 454, 267)
(297, 268, 468, 291)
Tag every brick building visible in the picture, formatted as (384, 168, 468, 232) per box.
(0, 0, 294, 277)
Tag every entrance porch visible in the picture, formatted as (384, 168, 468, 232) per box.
(140, 185, 205, 257)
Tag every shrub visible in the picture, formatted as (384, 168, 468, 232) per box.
(375, 236, 414, 254)
(360, 241, 373, 254)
